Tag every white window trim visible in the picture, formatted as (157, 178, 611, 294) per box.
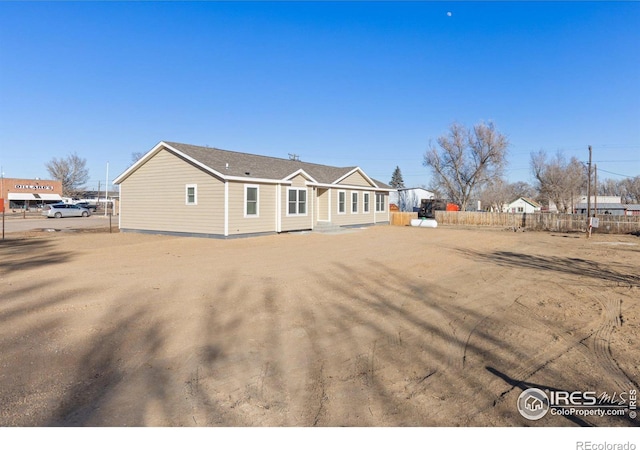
(244, 184, 260, 218)
(286, 187, 308, 217)
(185, 184, 198, 205)
(363, 192, 370, 213)
(337, 190, 346, 215)
(351, 191, 359, 214)
(376, 193, 386, 212)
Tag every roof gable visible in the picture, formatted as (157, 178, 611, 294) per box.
(333, 167, 378, 188)
(508, 197, 541, 208)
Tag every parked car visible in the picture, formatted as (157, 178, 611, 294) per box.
(42, 203, 91, 218)
(74, 202, 98, 212)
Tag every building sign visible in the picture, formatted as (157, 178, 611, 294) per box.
(14, 184, 55, 191)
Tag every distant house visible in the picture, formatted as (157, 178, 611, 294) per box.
(504, 197, 541, 214)
(113, 141, 394, 238)
(573, 195, 640, 216)
(574, 202, 640, 216)
(389, 187, 435, 212)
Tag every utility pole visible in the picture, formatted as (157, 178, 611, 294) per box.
(586, 146, 592, 238)
(104, 161, 109, 217)
(1, 167, 4, 240)
(594, 164, 598, 215)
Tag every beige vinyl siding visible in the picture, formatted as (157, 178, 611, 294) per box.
(316, 188, 330, 221)
(281, 175, 313, 231)
(330, 188, 376, 226)
(227, 181, 276, 235)
(119, 149, 224, 234)
(338, 171, 373, 187)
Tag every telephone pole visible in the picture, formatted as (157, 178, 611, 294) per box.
(594, 164, 598, 214)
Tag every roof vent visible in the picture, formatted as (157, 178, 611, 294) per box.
(245, 171, 250, 176)
(226, 163, 229, 170)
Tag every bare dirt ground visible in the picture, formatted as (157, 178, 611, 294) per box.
(0, 225, 638, 427)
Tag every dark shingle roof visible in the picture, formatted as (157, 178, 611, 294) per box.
(164, 141, 390, 187)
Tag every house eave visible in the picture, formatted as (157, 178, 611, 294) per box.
(307, 181, 395, 192)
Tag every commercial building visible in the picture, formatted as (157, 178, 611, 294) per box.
(1, 177, 63, 212)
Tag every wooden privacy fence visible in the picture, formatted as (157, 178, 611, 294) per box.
(390, 211, 640, 234)
(390, 212, 417, 226)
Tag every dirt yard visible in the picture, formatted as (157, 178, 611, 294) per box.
(0, 225, 638, 427)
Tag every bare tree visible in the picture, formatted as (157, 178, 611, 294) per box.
(423, 122, 508, 211)
(621, 176, 640, 204)
(479, 178, 511, 212)
(45, 153, 89, 197)
(479, 179, 536, 212)
(598, 178, 623, 197)
(509, 181, 537, 199)
(531, 150, 585, 212)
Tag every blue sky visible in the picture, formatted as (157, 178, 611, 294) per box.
(1, 1, 638, 192)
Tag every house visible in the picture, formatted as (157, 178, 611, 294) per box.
(504, 197, 541, 214)
(573, 195, 640, 216)
(574, 202, 640, 216)
(389, 187, 435, 212)
(113, 141, 394, 238)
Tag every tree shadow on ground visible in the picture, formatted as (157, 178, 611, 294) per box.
(456, 249, 639, 287)
(2, 247, 636, 427)
(45, 277, 244, 426)
(486, 366, 638, 427)
(0, 237, 72, 276)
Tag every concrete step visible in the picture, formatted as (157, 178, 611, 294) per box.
(313, 222, 343, 233)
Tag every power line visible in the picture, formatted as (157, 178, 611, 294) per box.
(596, 168, 637, 178)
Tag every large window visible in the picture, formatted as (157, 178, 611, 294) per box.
(186, 184, 197, 205)
(245, 185, 259, 217)
(363, 192, 370, 213)
(351, 192, 358, 213)
(338, 191, 346, 214)
(288, 188, 307, 215)
(375, 193, 385, 212)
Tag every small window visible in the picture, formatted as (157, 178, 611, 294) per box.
(375, 193, 385, 212)
(351, 192, 358, 213)
(287, 188, 307, 216)
(245, 185, 259, 217)
(186, 184, 197, 205)
(517, 206, 524, 213)
(363, 192, 370, 213)
(338, 191, 346, 214)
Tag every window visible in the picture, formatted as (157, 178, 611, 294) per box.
(338, 191, 346, 214)
(517, 206, 524, 213)
(351, 192, 358, 213)
(375, 193, 385, 212)
(288, 188, 307, 215)
(245, 185, 259, 217)
(363, 192, 370, 213)
(186, 184, 197, 205)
